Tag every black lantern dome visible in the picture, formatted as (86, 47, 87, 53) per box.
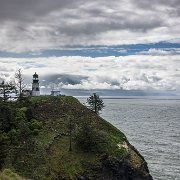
(33, 72, 38, 79)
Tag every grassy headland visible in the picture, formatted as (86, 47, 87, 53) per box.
(0, 96, 152, 179)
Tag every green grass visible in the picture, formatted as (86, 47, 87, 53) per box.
(29, 95, 79, 106)
(0, 169, 25, 180)
(47, 136, 103, 179)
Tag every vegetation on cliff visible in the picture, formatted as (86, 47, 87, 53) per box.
(0, 96, 152, 179)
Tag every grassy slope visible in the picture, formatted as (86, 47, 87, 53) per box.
(0, 169, 26, 180)
(3, 96, 146, 179)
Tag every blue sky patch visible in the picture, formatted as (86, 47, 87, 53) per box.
(0, 42, 179, 58)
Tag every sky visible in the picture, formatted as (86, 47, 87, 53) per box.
(0, 0, 180, 96)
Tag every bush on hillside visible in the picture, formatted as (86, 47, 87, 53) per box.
(75, 122, 109, 153)
(29, 119, 42, 135)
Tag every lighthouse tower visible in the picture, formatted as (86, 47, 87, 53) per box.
(32, 72, 40, 96)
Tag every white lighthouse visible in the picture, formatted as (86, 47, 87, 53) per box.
(32, 72, 40, 96)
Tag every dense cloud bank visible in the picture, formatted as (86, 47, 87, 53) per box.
(0, 55, 180, 94)
(0, 0, 179, 52)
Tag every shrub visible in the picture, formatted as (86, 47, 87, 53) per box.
(75, 122, 109, 153)
(29, 119, 42, 135)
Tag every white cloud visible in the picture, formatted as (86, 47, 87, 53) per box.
(139, 48, 180, 56)
(0, 54, 180, 92)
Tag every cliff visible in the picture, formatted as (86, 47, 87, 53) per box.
(0, 96, 153, 179)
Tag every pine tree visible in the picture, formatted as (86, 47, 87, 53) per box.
(0, 81, 16, 102)
(87, 93, 104, 114)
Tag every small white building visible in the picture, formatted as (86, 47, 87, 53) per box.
(22, 89, 32, 97)
(32, 72, 40, 96)
(51, 90, 61, 96)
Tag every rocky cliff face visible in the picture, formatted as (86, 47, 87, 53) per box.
(100, 142, 153, 180)
(76, 141, 153, 180)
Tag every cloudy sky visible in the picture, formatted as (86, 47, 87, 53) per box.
(0, 0, 180, 95)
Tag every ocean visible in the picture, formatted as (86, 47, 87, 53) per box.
(77, 96, 180, 180)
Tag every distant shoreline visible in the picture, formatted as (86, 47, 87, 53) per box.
(76, 96, 180, 100)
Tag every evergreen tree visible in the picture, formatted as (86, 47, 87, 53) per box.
(87, 93, 104, 114)
(0, 131, 9, 169)
(0, 104, 15, 169)
(0, 81, 16, 102)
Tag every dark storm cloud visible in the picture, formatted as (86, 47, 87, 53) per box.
(42, 74, 88, 85)
(59, 16, 163, 36)
(0, 0, 80, 22)
(131, 0, 180, 17)
(132, 0, 180, 10)
(0, 0, 179, 52)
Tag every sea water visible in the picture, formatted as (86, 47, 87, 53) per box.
(77, 96, 180, 180)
